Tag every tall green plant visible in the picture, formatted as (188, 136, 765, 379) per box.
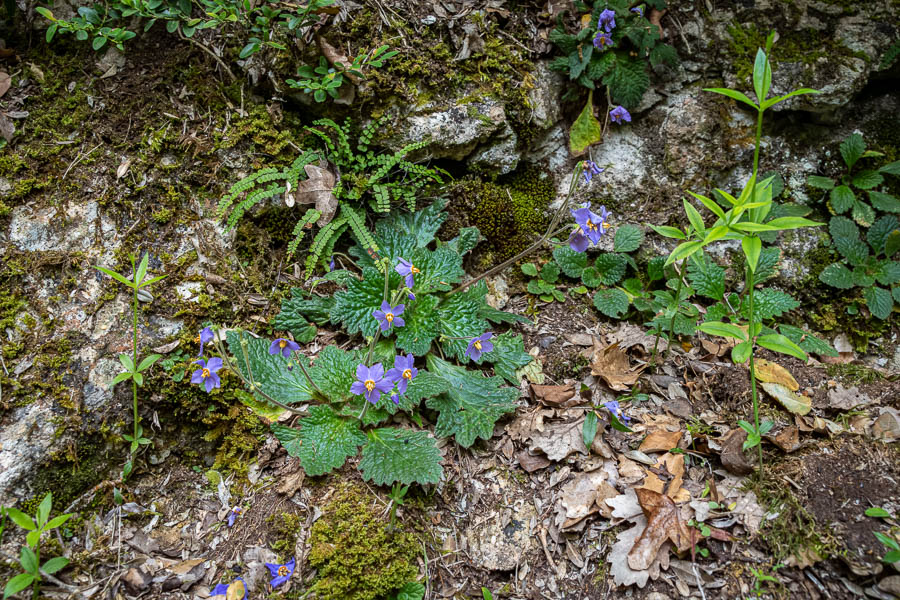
(653, 31, 823, 476)
(3, 493, 72, 600)
(94, 252, 167, 479)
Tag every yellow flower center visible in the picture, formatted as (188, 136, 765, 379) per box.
(278, 565, 289, 577)
(202, 368, 210, 378)
(474, 340, 482, 350)
(194, 334, 201, 344)
(365, 379, 376, 391)
(411, 265, 420, 274)
(587, 219, 598, 231)
(402, 369, 412, 380)
(279, 339, 287, 348)
(602, 222, 611, 229)
(385, 312, 394, 323)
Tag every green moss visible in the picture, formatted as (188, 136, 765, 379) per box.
(30, 436, 113, 509)
(726, 22, 869, 83)
(308, 484, 419, 600)
(151, 208, 175, 224)
(453, 166, 553, 262)
(825, 363, 884, 385)
(266, 512, 304, 555)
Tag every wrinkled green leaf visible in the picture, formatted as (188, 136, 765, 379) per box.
(359, 428, 443, 485)
(592, 288, 629, 318)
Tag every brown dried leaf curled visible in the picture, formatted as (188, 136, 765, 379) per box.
(293, 164, 338, 226)
(628, 488, 692, 571)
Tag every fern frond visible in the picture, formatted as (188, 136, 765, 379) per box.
(305, 126, 336, 154)
(372, 183, 391, 213)
(358, 115, 387, 155)
(226, 183, 285, 231)
(218, 167, 279, 218)
(880, 40, 900, 70)
(341, 202, 380, 263)
(310, 118, 352, 164)
(305, 215, 348, 278)
(286, 208, 323, 257)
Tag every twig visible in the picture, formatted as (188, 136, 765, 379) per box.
(62, 144, 101, 180)
(177, 26, 236, 81)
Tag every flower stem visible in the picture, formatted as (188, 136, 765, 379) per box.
(746, 266, 764, 479)
(447, 167, 582, 297)
(32, 543, 40, 600)
(662, 263, 686, 361)
(131, 274, 140, 454)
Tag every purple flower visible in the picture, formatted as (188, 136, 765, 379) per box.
(265, 558, 295, 588)
(328, 256, 335, 272)
(610, 105, 631, 124)
(350, 363, 394, 404)
(599, 8, 616, 32)
(465, 332, 494, 361)
(390, 393, 400, 405)
(269, 338, 301, 358)
(408, 292, 416, 301)
(582, 160, 604, 184)
(226, 506, 242, 527)
(572, 206, 606, 245)
(395, 257, 420, 289)
(604, 400, 630, 424)
(373, 301, 405, 331)
(631, 5, 644, 17)
(386, 354, 418, 395)
(568, 229, 591, 252)
(593, 31, 613, 49)
(211, 578, 247, 599)
(191, 357, 222, 393)
(197, 326, 214, 356)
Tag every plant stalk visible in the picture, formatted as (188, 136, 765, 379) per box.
(131, 276, 140, 452)
(660, 262, 686, 362)
(746, 266, 764, 478)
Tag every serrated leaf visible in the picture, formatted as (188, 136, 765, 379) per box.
(438, 282, 489, 360)
(778, 325, 839, 358)
(830, 216, 868, 265)
(647, 256, 666, 282)
(425, 355, 518, 448)
(274, 290, 335, 326)
(614, 224, 643, 252)
(403, 370, 451, 404)
(754, 247, 781, 282)
(852, 266, 875, 288)
(553, 246, 588, 278)
(869, 191, 900, 213)
(807, 175, 835, 190)
(592, 288, 629, 318)
(479, 304, 530, 325)
(227, 331, 314, 404)
(852, 201, 876, 227)
(819, 262, 854, 289)
(868, 215, 900, 254)
(376, 199, 447, 249)
(876, 261, 900, 286)
(394, 294, 440, 355)
(594, 253, 628, 285)
(864, 286, 894, 320)
(840, 133, 865, 170)
(332, 267, 385, 337)
(446, 226, 481, 256)
(359, 427, 443, 485)
(853, 170, 883, 189)
(888, 232, 900, 258)
(309, 346, 359, 403)
(541, 262, 561, 284)
(484, 332, 533, 385)
(880, 160, 900, 175)
(829, 185, 855, 214)
(277, 406, 366, 476)
(687, 252, 725, 301)
(743, 288, 800, 320)
(603, 53, 649, 109)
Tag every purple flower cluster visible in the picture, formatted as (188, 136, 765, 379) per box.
(593, 31, 613, 49)
(568, 204, 611, 252)
(598, 8, 616, 32)
(351, 353, 419, 406)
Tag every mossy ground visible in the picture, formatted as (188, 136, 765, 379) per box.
(308, 483, 420, 600)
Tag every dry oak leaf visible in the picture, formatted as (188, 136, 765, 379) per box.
(754, 359, 799, 390)
(638, 452, 691, 503)
(628, 488, 692, 571)
(529, 420, 587, 461)
(0, 72, 10, 98)
(290, 163, 338, 226)
(638, 429, 683, 453)
(531, 383, 577, 407)
(590, 341, 644, 391)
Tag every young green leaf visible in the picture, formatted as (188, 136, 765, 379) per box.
(703, 87, 758, 110)
(614, 224, 644, 253)
(865, 507, 892, 519)
(649, 225, 687, 240)
(520, 263, 539, 277)
(742, 236, 762, 273)
(136, 354, 161, 372)
(731, 341, 752, 364)
(19, 546, 38, 575)
(864, 286, 894, 320)
(807, 175, 835, 190)
(583, 411, 598, 448)
(594, 253, 629, 285)
(3, 573, 36, 599)
(698, 321, 748, 342)
(760, 87, 820, 110)
(37, 493, 52, 527)
(94, 265, 135, 289)
(5, 508, 36, 531)
(840, 133, 866, 171)
(756, 334, 807, 361)
(665, 241, 704, 266)
(592, 288, 629, 318)
(553, 246, 588, 278)
(42, 556, 69, 574)
(683, 198, 706, 235)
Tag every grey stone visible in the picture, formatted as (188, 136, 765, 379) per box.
(466, 500, 536, 571)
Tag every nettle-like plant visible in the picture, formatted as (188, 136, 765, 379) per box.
(218, 117, 446, 276)
(808, 133, 900, 319)
(551, 223, 644, 318)
(548, 0, 677, 152)
(653, 31, 825, 474)
(200, 202, 532, 485)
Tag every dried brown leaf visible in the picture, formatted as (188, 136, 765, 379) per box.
(638, 429, 683, 453)
(529, 420, 587, 461)
(292, 164, 338, 226)
(531, 383, 576, 407)
(516, 450, 551, 473)
(0, 113, 14, 143)
(719, 428, 755, 475)
(316, 35, 360, 83)
(638, 452, 690, 502)
(590, 341, 644, 391)
(0, 72, 10, 98)
(628, 488, 692, 571)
